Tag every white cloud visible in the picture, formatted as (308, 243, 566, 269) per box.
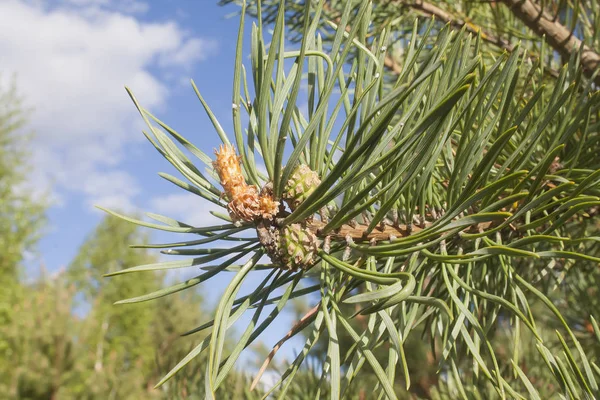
(59, 0, 150, 14)
(159, 38, 210, 69)
(0, 0, 216, 210)
(82, 170, 141, 211)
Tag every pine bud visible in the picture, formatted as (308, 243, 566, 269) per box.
(279, 223, 319, 270)
(283, 164, 320, 211)
(213, 144, 278, 222)
(213, 144, 245, 198)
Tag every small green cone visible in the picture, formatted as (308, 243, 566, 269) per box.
(279, 223, 319, 270)
(283, 164, 321, 211)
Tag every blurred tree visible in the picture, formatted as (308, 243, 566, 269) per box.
(2, 214, 242, 399)
(65, 216, 257, 399)
(0, 78, 46, 394)
(65, 215, 165, 399)
(0, 271, 77, 399)
(0, 78, 45, 282)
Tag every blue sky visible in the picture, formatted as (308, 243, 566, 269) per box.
(0, 0, 244, 268)
(1, 0, 307, 373)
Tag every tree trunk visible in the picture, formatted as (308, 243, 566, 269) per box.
(94, 318, 109, 373)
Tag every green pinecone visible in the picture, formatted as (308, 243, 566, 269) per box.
(283, 164, 320, 211)
(279, 223, 319, 270)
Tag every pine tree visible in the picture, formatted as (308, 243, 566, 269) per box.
(0, 271, 77, 399)
(0, 78, 47, 395)
(104, 1, 600, 398)
(4, 214, 233, 399)
(221, 1, 600, 397)
(65, 216, 166, 398)
(0, 79, 45, 283)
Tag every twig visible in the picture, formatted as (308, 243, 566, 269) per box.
(387, 0, 563, 78)
(250, 304, 321, 391)
(307, 218, 496, 241)
(500, 0, 600, 85)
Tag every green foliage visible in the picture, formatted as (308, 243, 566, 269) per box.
(2, 215, 240, 399)
(0, 78, 47, 395)
(223, 0, 600, 83)
(0, 79, 46, 283)
(106, 1, 600, 398)
(0, 72, 266, 400)
(0, 273, 77, 398)
(65, 216, 160, 398)
(69, 215, 159, 299)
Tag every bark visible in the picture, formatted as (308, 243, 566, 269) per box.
(306, 218, 494, 242)
(501, 0, 600, 85)
(387, 0, 563, 78)
(327, 0, 543, 78)
(407, 0, 515, 52)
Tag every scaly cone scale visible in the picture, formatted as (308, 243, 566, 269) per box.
(279, 223, 319, 271)
(283, 164, 321, 211)
(213, 144, 279, 222)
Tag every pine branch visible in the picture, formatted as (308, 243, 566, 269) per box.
(330, 0, 562, 79)
(381, 0, 563, 79)
(113, 2, 600, 396)
(396, 0, 514, 52)
(500, 0, 600, 84)
(306, 218, 496, 242)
